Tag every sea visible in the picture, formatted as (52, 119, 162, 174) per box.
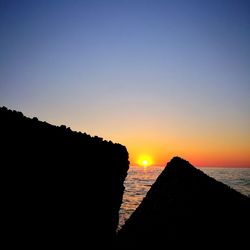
(118, 166, 250, 229)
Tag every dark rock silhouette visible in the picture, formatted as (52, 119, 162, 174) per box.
(0, 106, 129, 248)
(117, 157, 250, 248)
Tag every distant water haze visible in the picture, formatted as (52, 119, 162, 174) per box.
(119, 166, 250, 229)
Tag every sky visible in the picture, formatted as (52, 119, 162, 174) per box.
(1, 0, 250, 167)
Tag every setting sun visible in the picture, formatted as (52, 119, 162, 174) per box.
(137, 155, 153, 167)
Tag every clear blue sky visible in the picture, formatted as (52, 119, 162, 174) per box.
(1, 0, 250, 166)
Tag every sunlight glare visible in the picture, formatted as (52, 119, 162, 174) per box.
(137, 155, 153, 167)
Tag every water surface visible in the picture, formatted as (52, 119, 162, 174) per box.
(119, 166, 250, 229)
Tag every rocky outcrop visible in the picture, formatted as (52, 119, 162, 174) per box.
(1, 106, 129, 248)
(117, 157, 250, 248)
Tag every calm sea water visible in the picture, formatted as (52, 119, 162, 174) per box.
(118, 166, 250, 229)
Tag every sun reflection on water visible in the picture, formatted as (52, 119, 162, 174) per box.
(118, 165, 164, 229)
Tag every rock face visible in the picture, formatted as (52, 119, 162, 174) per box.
(1, 106, 129, 248)
(117, 157, 250, 248)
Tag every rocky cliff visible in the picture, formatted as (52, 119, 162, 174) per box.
(1, 106, 129, 248)
(117, 157, 250, 248)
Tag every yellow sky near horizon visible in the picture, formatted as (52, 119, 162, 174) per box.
(70, 117, 250, 168)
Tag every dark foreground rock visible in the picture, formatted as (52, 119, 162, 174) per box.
(117, 157, 250, 248)
(1, 106, 129, 248)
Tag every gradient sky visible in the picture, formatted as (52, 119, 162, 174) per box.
(1, 0, 250, 167)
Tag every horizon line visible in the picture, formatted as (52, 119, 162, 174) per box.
(130, 165, 250, 169)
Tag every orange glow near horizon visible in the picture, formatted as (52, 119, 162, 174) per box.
(74, 114, 250, 168)
(131, 152, 250, 168)
(125, 138, 250, 168)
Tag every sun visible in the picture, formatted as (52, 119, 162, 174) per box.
(142, 160, 149, 166)
(137, 155, 153, 167)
